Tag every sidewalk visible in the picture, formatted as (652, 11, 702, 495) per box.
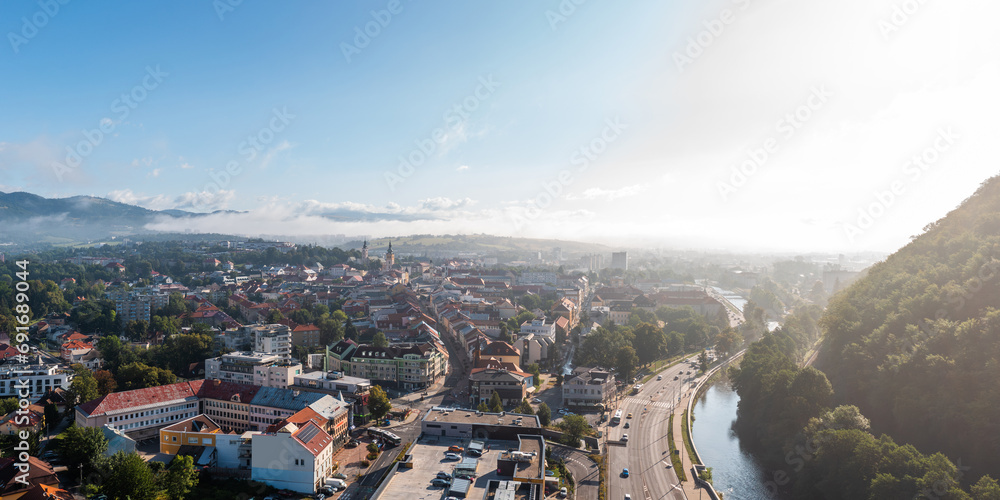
(670, 391, 702, 499)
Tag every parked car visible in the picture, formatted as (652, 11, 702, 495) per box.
(444, 453, 461, 460)
(621, 468, 630, 478)
(448, 445, 464, 453)
(467, 449, 482, 457)
(622, 434, 629, 442)
(316, 487, 334, 496)
(432, 478, 451, 487)
(545, 470, 556, 477)
(532, 398, 542, 403)
(559, 487, 568, 498)
(331, 472, 347, 480)
(437, 472, 453, 480)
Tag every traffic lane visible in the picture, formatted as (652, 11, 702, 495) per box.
(549, 444, 600, 500)
(634, 408, 683, 500)
(608, 442, 637, 500)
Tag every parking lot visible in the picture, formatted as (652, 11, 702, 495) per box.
(376, 436, 519, 500)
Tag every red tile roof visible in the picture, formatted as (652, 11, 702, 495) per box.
(76, 379, 261, 417)
(292, 421, 332, 456)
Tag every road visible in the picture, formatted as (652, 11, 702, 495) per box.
(548, 441, 600, 500)
(606, 357, 701, 500)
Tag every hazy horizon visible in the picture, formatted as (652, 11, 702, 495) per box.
(2, 1, 998, 254)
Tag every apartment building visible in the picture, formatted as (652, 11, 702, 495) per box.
(204, 351, 302, 388)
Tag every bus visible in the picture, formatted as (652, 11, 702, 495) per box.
(368, 428, 402, 446)
(611, 409, 623, 425)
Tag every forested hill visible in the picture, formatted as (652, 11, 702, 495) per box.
(816, 175, 1000, 480)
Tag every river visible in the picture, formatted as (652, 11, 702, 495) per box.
(692, 382, 777, 500)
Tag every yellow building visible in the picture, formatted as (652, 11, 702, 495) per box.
(159, 414, 224, 455)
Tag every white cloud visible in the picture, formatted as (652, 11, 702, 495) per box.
(149, 168, 161, 177)
(107, 189, 235, 212)
(565, 184, 648, 201)
(456, 165, 470, 171)
(259, 140, 293, 170)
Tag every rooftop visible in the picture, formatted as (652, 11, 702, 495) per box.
(422, 409, 539, 428)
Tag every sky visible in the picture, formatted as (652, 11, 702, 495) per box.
(1, 0, 998, 253)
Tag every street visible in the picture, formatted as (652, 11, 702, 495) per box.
(606, 357, 701, 500)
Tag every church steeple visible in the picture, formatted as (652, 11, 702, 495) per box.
(361, 239, 368, 261)
(383, 241, 395, 271)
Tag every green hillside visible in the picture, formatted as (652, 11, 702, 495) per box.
(817, 175, 1000, 480)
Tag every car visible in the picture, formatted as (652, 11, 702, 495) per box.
(532, 398, 542, 403)
(345, 439, 359, 448)
(673, 376, 679, 380)
(444, 453, 461, 460)
(626, 413, 633, 419)
(313, 495, 325, 500)
(559, 487, 568, 498)
(545, 470, 556, 477)
(467, 449, 482, 457)
(331, 471, 347, 480)
(622, 434, 629, 442)
(621, 468, 630, 478)
(437, 472, 453, 480)
(623, 422, 630, 429)
(448, 445, 464, 453)
(431, 478, 451, 487)
(316, 487, 334, 496)
(625, 495, 632, 500)
(656, 375, 663, 381)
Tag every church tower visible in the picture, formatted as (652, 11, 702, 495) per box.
(383, 241, 395, 271)
(361, 239, 368, 261)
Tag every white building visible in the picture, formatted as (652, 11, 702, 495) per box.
(107, 289, 170, 324)
(562, 367, 616, 408)
(248, 324, 292, 360)
(518, 272, 557, 285)
(205, 352, 302, 388)
(519, 319, 555, 338)
(0, 360, 72, 400)
(251, 421, 335, 494)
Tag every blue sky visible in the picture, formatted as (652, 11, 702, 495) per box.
(2, 1, 999, 253)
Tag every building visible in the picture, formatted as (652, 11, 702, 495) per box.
(513, 334, 553, 366)
(479, 342, 521, 370)
(247, 324, 292, 360)
(107, 289, 170, 324)
(292, 371, 371, 397)
(204, 351, 303, 388)
(327, 341, 447, 391)
(518, 319, 555, 338)
(251, 420, 336, 494)
(517, 272, 557, 286)
(468, 368, 531, 408)
(0, 360, 72, 401)
(291, 324, 321, 348)
(420, 408, 540, 440)
(75, 379, 349, 440)
(562, 367, 616, 408)
(159, 414, 224, 455)
(610, 251, 628, 271)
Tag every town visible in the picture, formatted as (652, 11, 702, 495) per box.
(0, 237, 851, 500)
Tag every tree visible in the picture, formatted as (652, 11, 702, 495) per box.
(514, 399, 534, 415)
(67, 365, 99, 406)
(160, 454, 199, 500)
(972, 476, 1000, 500)
(537, 403, 552, 426)
(526, 363, 542, 388)
(498, 323, 512, 343)
(372, 331, 389, 348)
(99, 451, 160, 500)
(96, 335, 138, 373)
(123, 319, 149, 341)
(615, 345, 638, 382)
(0, 398, 18, 415)
(44, 403, 61, 432)
(632, 322, 665, 365)
(558, 414, 589, 447)
(58, 425, 108, 476)
(489, 391, 504, 413)
(265, 309, 283, 323)
(116, 362, 177, 391)
(93, 369, 117, 396)
(477, 401, 489, 412)
(698, 350, 709, 372)
(368, 385, 392, 421)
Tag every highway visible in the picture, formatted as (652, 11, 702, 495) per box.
(607, 356, 702, 500)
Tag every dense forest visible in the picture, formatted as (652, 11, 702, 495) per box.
(732, 176, 1000, 498)
(816, 176, 1000, 483)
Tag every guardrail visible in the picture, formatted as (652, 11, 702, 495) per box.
(685, 348, 747, 500)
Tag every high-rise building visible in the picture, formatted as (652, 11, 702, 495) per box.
(610, 251, 628, 271)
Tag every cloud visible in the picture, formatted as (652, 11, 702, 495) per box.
(565, 184, 649, 201)
(259, 140, 293, 170)
(0, 136, 68, 181)
(107, 189, 235, 212)
(179, 156, 194, 169)
(149, 168, 161, 177)
(456, 165, 470, 171)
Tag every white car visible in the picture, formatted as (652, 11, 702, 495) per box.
(444, 452, 461, 460)
(622, 434, 629, 442)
